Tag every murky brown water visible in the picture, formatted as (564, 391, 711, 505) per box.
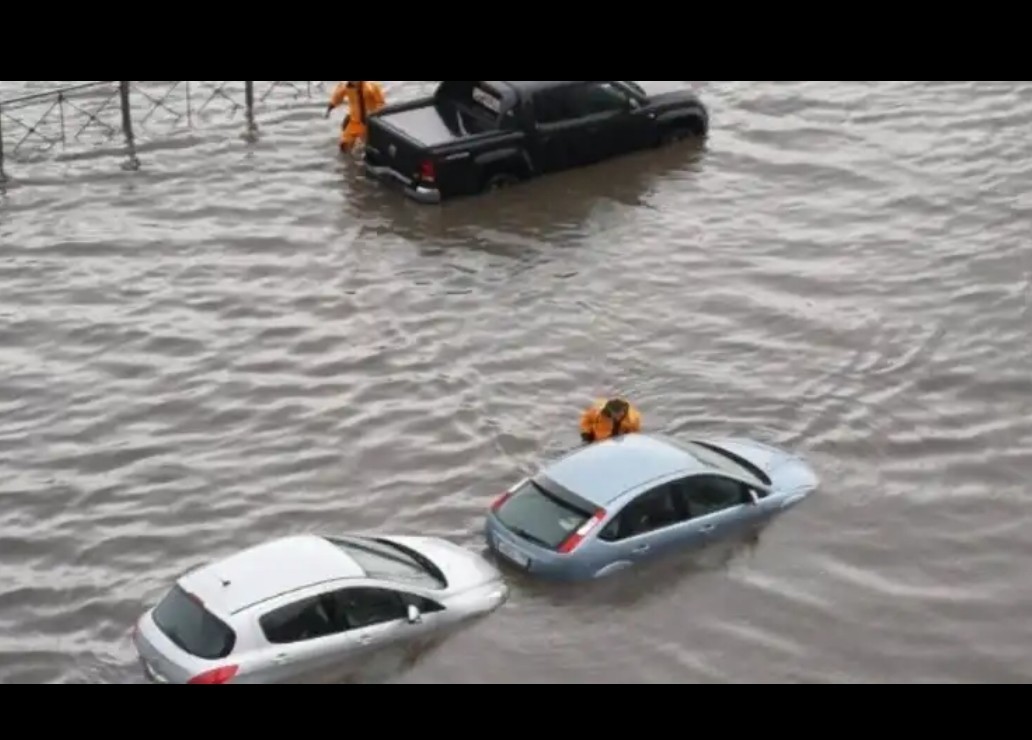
(1, 80, 1031, 684)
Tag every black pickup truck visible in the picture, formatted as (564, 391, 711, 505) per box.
(362, 81, 708, 204)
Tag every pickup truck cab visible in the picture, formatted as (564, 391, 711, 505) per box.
(362, 80, 708, 204)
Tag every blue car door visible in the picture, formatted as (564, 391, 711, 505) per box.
(674, 474, 761, 545)
(595, 482, 690, 566)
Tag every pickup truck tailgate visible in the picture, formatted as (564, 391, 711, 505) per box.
(366, 118, 426, 180)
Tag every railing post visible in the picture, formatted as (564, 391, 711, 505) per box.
(243, 81, 257, 142)
(119, 81, 140, 171)
(0, 103, 7, 184)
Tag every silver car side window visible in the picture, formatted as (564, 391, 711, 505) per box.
(330, 587, 409, 630)
(396, 591, 446, 614)
(260, 588, 443, 645)
(679, 475, 752, 519)
(260, 595, 340, 644)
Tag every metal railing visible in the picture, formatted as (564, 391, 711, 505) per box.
(0, 81, 328, 184)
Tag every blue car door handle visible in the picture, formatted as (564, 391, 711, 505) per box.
(700, 524, 715, 534)
(632, 544, 650, 554)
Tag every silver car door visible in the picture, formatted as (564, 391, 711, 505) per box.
(393, 591, 454, 671)
(263, 632, 375, 684)
(329, 586, 431, 683)
(249, 593, 362, 684)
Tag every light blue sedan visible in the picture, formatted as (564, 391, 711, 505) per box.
(484, 432, 818, 581)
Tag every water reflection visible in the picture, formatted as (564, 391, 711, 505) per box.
(338, 139, 709, 256)
(484, 526, 764, 613)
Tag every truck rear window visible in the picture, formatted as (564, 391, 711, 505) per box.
(471, 85, 501, 115)
(495, 478, 595, 550)
(152, 584, 236, 659)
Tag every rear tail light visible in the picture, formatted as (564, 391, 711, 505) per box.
(558, 509, 607, 554)
(491, 492, 511, 512)
(187, 664, 239, 684)
(418, 159, 436, 181)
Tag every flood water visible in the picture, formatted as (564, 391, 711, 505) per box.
(1, 80, 1031, 684)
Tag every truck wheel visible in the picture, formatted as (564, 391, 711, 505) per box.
(483, 172, 520, 192)
(660, 114, 707, 145)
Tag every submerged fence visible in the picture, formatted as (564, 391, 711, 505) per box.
(0, 81, 329, 184)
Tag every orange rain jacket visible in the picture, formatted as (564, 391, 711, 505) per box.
(328, 81, 386, 149)
(579, 399, 642, 442)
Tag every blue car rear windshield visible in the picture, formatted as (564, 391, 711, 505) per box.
(496, 478, 594, 551)
(152, 585, 236, 660)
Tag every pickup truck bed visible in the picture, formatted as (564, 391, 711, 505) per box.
(375, 105, 462, 148)
(364, 83, 520, 204)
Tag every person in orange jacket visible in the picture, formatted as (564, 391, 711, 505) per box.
(325, 81, 387, 152)
(580, 397, 642, 443)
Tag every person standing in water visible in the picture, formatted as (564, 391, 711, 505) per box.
(325, 81, 387, 153)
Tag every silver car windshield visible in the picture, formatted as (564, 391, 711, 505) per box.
(325, 536, 446, 589)
(676, 441, 767, 486)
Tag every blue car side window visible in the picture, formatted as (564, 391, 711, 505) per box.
(599, 517, 620, 541)
(598, 483, 688, 542)
(678, 475, 753, 519)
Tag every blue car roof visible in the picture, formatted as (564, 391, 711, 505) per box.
(541, 433, 705, 507)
